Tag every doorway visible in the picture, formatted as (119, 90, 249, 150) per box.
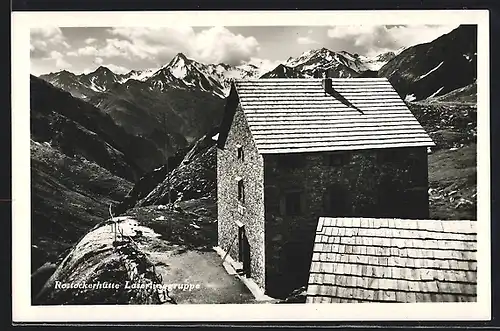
(238, 225, 251, 277)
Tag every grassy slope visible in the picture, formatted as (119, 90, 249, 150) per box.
(428, 143, 477, 220)
(31, 140, 133, 272)
(408, 101, 477, 220)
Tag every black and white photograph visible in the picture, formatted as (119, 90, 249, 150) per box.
(12, 10, 490, 322)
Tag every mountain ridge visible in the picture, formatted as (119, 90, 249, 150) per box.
(378, 24, 477, 102)
(38, 47, 397, 100)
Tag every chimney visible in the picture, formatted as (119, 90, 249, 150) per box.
(322, 77, 332, 94)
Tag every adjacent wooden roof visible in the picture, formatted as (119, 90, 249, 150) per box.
(306, 217, 477, 303)
(233, 78, 435, 154)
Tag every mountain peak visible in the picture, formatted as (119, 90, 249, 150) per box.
(94, 66, 113, 74)
(172, 52, 190, 62)
(318, 47, 332, 53)
(164, 53, 192, 70)
(176, 52, 188, 59)
(55, 69, 76, 77)
(312, 47, 335, 56)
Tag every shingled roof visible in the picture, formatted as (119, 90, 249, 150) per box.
(231, 78, 435, 154)
(306, 217, 477, 303)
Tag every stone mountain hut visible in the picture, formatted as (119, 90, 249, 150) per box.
(216, 78, 435, 298)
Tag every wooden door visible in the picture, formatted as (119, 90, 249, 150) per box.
(238, 226, 251, 277)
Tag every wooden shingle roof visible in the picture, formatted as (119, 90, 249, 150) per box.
(306, 217, 477, 303)
(233, 78, 435, 154)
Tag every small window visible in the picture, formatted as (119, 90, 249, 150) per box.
(323, 152, 350, 166)
(237, 179, 245, 203)
(280, 190, 305, 216)
(237, 146, 244, 161)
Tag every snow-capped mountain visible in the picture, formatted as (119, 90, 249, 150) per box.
(358, 52, 396, 71)
(146, 53, 226, 97)
(145, 53, 261, 98)
(38, 70, 96, 100)
(284, 48, 368, 76)
(205, 62, 261, 88)
(78, 66, 123, 92)
(262, 48, 393, 79)
(39, 67, 157, 99)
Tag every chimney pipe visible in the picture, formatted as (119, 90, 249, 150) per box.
(322, 77, 332, 94)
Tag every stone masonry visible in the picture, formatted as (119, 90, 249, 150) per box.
(263, 147, 429, 298)
(217, 104, 266, 289)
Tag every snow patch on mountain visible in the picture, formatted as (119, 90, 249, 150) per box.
(463, 54, 473, 62)
(120, 69, 156, 83)
(405, 94, 417, 102)
(418, 61, 444, 80)
(428, 86, 445, 99)
(169, 56, 189, 79)
(285, 49, 316, 67)
(89, 76, 105, 92)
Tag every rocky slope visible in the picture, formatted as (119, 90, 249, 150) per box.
(90, 80, 224, 147)
(116, 129, 218, 213)
(31, 76, 166, 177)
(426, 81, 477, 104)
(34, 216, 176, 305)
(378, 25, 477, 102)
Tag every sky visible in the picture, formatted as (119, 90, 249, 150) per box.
(30, 25, 459, 76)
